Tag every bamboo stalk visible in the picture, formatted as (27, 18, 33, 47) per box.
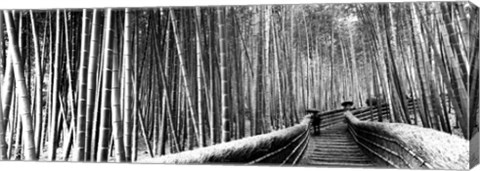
(73, 9, 90, 162)
(96, 8, 114, 162)
(3, 10, 37, 161)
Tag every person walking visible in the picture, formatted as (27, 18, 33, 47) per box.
(312, 113, 321, 135)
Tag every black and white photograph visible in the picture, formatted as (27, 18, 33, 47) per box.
(0, 0, 478, 170)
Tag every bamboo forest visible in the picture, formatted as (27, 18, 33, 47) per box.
(0, 2, 478, 169)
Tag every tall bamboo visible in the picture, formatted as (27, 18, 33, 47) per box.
(28, 10, 44, 157)
(84, 9, 101, 161)
(96, 8, 114, 162)
(123, 8, 134, 161)
(110, 8, 127, 162)
(0, 57, 6, 160)
(73, 9, 90, 162)
(47, 9, 62, 161)
(263, 6, 272, 132)
(217, 7, 229, 143)
(3, 10, 37, 161)
(169, 9, 200, 144)
(194, 7, 205, 147)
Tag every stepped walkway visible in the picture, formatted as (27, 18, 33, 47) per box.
(299, 123, 375, 167)
(142, 99, 468, 170)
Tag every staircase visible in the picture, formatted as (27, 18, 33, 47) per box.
(299, 123, 375, 167)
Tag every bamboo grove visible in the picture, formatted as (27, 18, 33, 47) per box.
(0, 2, 478, 162)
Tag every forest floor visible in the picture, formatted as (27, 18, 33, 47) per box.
(448, 113, 463, 138)
(35, 137, 155, 162)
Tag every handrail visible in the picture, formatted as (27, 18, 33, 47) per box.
(320, 99, 422, 122)
(291, 132, 310, 165)
(354, 128, 432, 168)
(140, 115, 312, 164)
(353, 99, 420, 116)
(345, 110, 468, 169)
(283, 123, 310, 165)
(318, 105, 391, 128)
(247, 120, 311, 165)
(345, 111, 433, 169)
(348, 125, 401, 168)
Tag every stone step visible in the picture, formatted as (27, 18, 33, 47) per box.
(300, 123, 375, 167)
(311, 149, 365, 154)
(313, 145, 361, 152)
(311, 142, 355, 145)
(310, 142, 358, 146)
(307, 161, 374, 167)
(309, 152, 368, 157)
(311, 140, 353, 143)
(310, 140, 353, 143)
(309, 157, 372, 163)
(312, 134, 349, 137)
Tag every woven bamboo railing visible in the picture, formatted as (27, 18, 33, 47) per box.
(140, 115, 312, 164)
(345, 111, 468, 169)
